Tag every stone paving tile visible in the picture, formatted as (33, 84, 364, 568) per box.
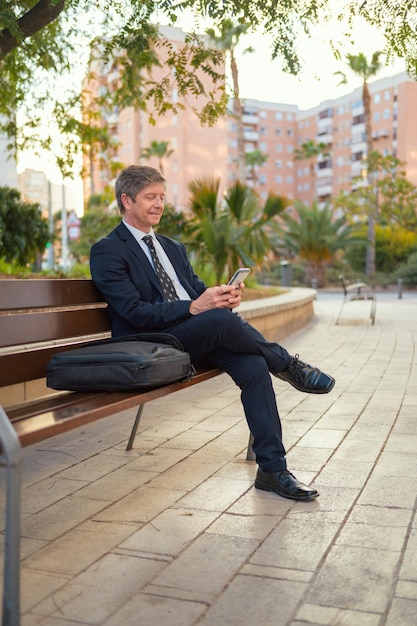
(21, 477, 90, 515)
(199, 574, 307, 626)
(358, 475, 417, 508)
(24, 519, 137, 576)
(21, 495, 111, 542)
(385, 598, 417, 626)
(250, 516, 340, 572)
(102, 593, 206, 626)
(150, 532, 257, 597)
(317, 459, 374, 489)
(176, 475, 253, 511)
(118, 507, 219, 557)
(294, 603, 381, 625)
(93, 484, 185, 524)
(31, 553, 165, 624)
(306, 544, 401, 613)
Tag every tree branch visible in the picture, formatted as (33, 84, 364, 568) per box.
(0, 0, 65, 56)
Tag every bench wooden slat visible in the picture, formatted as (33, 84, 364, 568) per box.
(0, 308, 111, 349)
(7, 369, 223, 448)
(0, 278, 105, 310)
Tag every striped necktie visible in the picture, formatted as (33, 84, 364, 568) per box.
(142, 235, 179, 302)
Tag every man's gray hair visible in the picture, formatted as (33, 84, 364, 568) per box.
(115, 165, 166, 213)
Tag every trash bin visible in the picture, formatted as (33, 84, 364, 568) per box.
(280, 260, 292, 287)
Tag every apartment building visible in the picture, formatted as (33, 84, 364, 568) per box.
(82, 24, 417, 211)
(82, 26, 228, 211)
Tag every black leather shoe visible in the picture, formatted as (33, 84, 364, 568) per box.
(274, 354, 335, 394)
(255, 468, 319, 501)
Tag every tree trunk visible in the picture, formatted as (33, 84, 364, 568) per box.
(0, 0, 65, 56)
(230, 53, 246, 182)
(363, 81, 376, 277)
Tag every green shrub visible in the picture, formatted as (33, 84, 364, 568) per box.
(395, 252, 417, 287)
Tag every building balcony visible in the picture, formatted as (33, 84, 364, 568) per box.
(317, 167, 332, 178)
(316, 132, 333, 144)
(242, 114, 259, 125)
(106, 113, 119, 125)
(244, 130, 259, 141)
(316, 183, 333, 196)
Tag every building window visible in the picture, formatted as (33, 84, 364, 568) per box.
(275, 128, 282, 135)
(275, 175, 283, 183)
(374, 93, 380, 104)
(287, 113, 293, 121)
(286, 160, 293, 168)
(384, 90, 390, 100)
(275, 111, 283, 120)
(275, 160, 282, 168)
(260, 110, 267, 118)
(383, 108, 390, 119)
(259, 174, 267, 185)
(374, 111, 380, 122)
(276, 143, 283, 152)
(286, 145, 293, 153)
(286, 175, 293, 184)
(287, 129, 294, 136)
(259, 141, 267, 151)
(260, 126, 267, 134)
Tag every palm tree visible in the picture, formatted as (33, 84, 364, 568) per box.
(294, 140, 330, 196)
(206, 19, 253, 183)
(245, 149, 268, 183)
(140, 140, 174, 173)
(280, 200, 365, 286)
(335, 51, 384, 277)
(184, 178, 288, 283)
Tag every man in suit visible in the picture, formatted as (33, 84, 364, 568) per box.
(90, 165, 335, 501)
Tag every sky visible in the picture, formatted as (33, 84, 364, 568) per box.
(230, 12, 407, 109)
(17, 5, 408, 197)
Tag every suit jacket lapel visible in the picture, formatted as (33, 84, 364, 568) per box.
(116, 222, 163, 295)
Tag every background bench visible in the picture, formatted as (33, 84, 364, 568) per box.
(336, 275, 376, 325)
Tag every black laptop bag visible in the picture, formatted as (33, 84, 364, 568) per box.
(46, 333, 194, 392)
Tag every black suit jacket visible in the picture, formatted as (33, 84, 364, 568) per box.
(90, 222, 207, 337)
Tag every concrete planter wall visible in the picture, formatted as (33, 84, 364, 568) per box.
(238, 287, 316, 341)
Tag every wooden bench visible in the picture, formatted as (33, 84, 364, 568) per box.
(0, 278, 226, 449)
(0, 278, 255, 626)
(336, 275, 377, 325)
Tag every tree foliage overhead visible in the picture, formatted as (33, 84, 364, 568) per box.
(0, 1, 416, 175)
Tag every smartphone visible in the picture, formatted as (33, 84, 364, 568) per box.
(227, 267, 251, 287)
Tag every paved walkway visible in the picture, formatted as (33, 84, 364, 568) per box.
(1, 293, 417, 626)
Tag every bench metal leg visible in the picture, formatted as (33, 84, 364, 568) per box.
(126, 404, 144, 451)
(0, 406, 22, 626)
(370, 299, 377, 324)
(246, 432, 256, 461)
(335, 300, 346, 325)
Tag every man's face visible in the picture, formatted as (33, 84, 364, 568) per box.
(121, 182, 165, 232)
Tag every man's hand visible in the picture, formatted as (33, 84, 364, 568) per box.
(189, 283, 244, 315)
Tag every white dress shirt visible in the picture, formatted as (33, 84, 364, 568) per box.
(122, 221, 191, 300)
